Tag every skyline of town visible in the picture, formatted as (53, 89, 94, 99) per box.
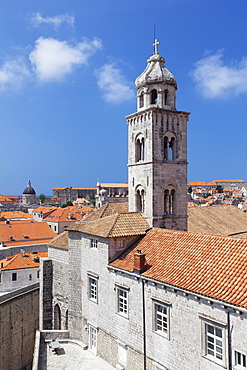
(2, 1, 247, 195)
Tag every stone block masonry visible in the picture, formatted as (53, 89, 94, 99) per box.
(0, 284, 39, 370)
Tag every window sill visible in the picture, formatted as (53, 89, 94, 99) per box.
(152, 329, 169, 340)
(116, 311, 129, 319)
(202, 355, 226, 368)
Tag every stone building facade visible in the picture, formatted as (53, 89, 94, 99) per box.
(42, 219, 247, 370)
(127, 40, 190, 231)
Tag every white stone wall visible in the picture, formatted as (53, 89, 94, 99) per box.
(0, 266, 40, 292)
(48, 246, 69, 330)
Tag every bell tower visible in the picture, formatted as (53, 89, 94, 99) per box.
(127, 40, 190, 231)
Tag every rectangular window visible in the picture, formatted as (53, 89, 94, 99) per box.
(206, 324, 223, 361)
(200, 316, 226, 367)
(88, 276, 98, 302)
(116, 287, 128, 317)
(91, 239, 98, 248)
(235, 350, 247, 368)
(155, 304, 168, 334)
(12, 272, 17, 281)
(29, 274, 32, 281)
(37, 270, 40, 278)
(152, 299, 171, 339)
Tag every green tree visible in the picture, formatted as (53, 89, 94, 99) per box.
(216, 185, 224, 193)
(62, 201, 73, 208)
(204, 193, 211, 198)
(39, 193, 46, 203)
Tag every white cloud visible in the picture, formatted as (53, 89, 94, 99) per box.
(192, 50, 247, 98)
(0, 58, 30, 91)
(29, 37, 102, 82)
(96, 63, 135, 103)
(30, 12, 74, 29)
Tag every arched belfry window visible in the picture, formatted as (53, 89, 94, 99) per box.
(164, 186, 176, 215)
(164, 89, 168, 105)
(135, 135, 145, 162)
(150, 89, 157, 104)
(54, 304, 61, 330)
(136, 186, 145, 213)
(139, 92, 144, 108)
(164, 132, 176, 161)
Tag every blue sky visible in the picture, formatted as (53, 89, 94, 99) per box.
(1, 0, 247, 196)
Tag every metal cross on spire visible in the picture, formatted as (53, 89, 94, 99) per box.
(153, 39, 160, 54)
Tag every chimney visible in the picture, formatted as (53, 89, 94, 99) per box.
(134, 249, 146, 274)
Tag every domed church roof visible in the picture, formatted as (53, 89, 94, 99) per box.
(135, 39, 177, 89)
(23, 180, 36, 195)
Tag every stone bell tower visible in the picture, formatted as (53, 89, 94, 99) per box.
(127, 40, 190, 231)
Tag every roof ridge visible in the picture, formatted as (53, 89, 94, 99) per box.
(108, 213, 121, 237)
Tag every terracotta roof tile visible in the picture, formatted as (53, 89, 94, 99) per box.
(0, 251, 47, 271)
(1, 211, 32, 219)
(44, 206, 84, 222)
(49, 231, 68, 250)
(0, 220, 56, 247)
(188, 205, 247, 237)
(110, 228, 247, 309)
(67, 212, 149, 238)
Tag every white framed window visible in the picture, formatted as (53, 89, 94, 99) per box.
(12, 272, 17, 281)
(235, 350, 247, 369)
(118, 342, 127, 365)
(200, 316, 226, 367)
(29, 273, 32, 281)
(206, 324, 223, 360)
(152, 299, 170, 339)
(91, 239, 98, 248)
(88, 276, 98, 303)
(116, 286, 129, 317)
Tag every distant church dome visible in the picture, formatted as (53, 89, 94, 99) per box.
(23, 180, 36, 195)
(135, 39, 177, 89)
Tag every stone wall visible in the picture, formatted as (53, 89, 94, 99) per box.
(48, 246, 69, 330)
(127, 109, 189, 231)
(0, 284, 39, 370)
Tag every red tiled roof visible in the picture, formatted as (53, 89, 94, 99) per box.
(1, 211, 32, 219)
(0, 220, 56, 247)
(110, 228, 247, 309)
(0, 251, 47, 271)
(44, 206, 84, 222)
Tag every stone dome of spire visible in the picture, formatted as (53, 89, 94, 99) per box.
(23, 180, 36, 195)
(135, 39, 177, 89)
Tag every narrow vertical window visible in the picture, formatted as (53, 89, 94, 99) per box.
(164, 137, 169, 160)
(135, 139, 141, 162)
(169, 137, 175, 160)
(151, 89, 157, 104)
(139, 92, 144, 108)
(88, 276, 98, 303)
(164, 189, 169, 214)
(136, 189, 142, 212)
(117, 287, 128, 317)
(164, 89, 168, 105)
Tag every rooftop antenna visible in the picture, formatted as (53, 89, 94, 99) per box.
(153, 24, 160, 54)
